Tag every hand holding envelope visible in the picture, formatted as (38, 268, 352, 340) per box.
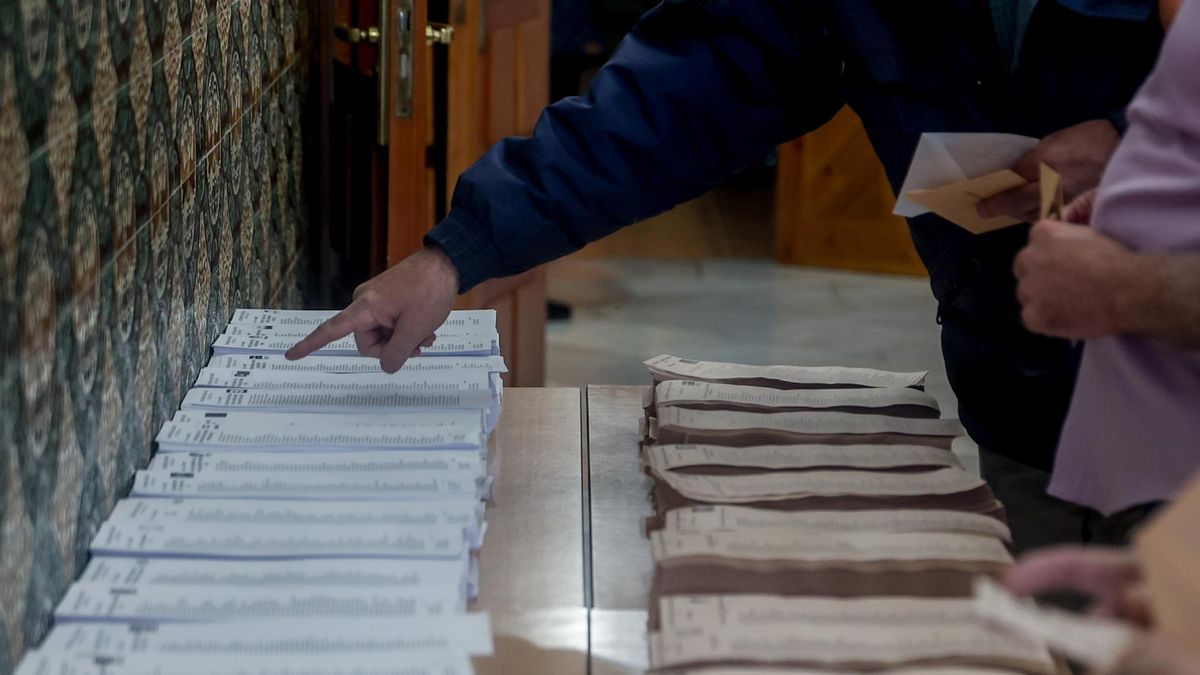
(894, 132, 1040, 234)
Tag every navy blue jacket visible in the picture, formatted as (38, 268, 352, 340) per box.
(427, 0, 1161, 469)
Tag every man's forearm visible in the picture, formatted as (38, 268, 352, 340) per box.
(1117, 253, 1200, 350)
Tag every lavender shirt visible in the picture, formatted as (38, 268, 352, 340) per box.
(1048, 0, 1200, 515)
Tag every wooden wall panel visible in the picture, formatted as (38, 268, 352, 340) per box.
(774, 107, 926, 277)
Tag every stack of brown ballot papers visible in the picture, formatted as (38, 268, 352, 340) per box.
(639, 356, 1057, 674)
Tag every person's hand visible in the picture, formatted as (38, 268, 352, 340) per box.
(285, 246, 460, 372)
(1013, 219, 1142, 340)
(1064, 188, 1099, 225)
(977, 120, 1121, 223)
(1103, 632, 1200, 675)
(1004, 546, 1153, 627)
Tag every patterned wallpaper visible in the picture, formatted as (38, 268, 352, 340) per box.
(0, 0, 316, 669)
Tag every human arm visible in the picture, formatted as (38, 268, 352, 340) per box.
(288, 0, 848, 370)
(1013, 219, 1200, 350)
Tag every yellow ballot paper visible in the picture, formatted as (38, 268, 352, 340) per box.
(1039, 163, 1065, 220)
(904, 170, 1028, 234)
(1135, 473, 1200, 659)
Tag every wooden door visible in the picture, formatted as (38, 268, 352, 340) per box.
(774, 107, 926, 276)
(323, 0, 430, 297)
(442, 0, 550, 387)
(319, 0, 548, 384)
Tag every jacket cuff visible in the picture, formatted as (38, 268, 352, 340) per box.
(1106, 108, 1130, 136)
(424, 210, 503, 293)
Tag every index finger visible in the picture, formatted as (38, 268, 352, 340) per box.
(284, 302, 374, 360)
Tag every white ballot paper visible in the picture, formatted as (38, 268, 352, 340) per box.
(212, 332, 499, 357)
(179, 387, 501, 432)
(78, 556, 469, 595)
(230, 307, 497, 333)
(129, 468, 487, 501)
(972, 576, 1134, 670)
(147, 450, 483, 475)
(54, 582, 463, 623)
(194, 366, 495, 399)
(90, 520, 471, 559)
(207, 353, 508, 374)
(155, 412, 484, 452)
(107, 497, 483, 535)
(893, 132, 1039, 217)
(38, 615, 493, 657)
(16, 650, 475, 675)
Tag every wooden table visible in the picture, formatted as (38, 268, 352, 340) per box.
(473, 386, 651, 674)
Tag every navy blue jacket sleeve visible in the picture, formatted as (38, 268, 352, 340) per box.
(426, 0, 847, 291)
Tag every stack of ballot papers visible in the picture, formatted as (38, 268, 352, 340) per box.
(638, 355, 1063, 674)
(17, 309, 502, 675)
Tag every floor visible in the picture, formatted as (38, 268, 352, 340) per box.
(544, 255, 980, 473)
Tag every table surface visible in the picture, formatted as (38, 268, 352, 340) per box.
(473, 386, 651, 674)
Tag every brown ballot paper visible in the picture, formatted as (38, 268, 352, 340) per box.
(643, 443, 961, 475)
(659, 505, 1011, 542)
(903, 170, 1028, 234)
(648, 380, 941, 418)
(645, 355, 928, 390)
(1135, 472, 1200, 659)
(649, 595, 1056, 674)
(650, 530, 1011, 598)
(648, 467, 1004, 521)
(1039, 163, 1065, 220)
(672, 662, 1027, 667)
(648, 408, 964, 449)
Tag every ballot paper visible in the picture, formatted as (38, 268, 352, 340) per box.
(54, 581, 463, 623)
(650, 467, 1001, 519)
(147, 450, 483, 475)
(207, 353, 508, 374)
(652, 529, 1011, 565)
(894, 133, 1039, 216)
(650, 595, 1055, 674)
(644, 443, 961, 474)
(649, 407, 964, 448)
(672, 662, 1027, 667)
(651, 380, 941, 418)
(108, 497, 483, 534)
(646, 355, 927, 390)
(78, 556, 469, 594)
(89, 519, 472, 559)
(230, 307, 497, 333)
(129, 468, 487, 501)
(212, 332, 499, 357)
(155, 412, 484, 452)
(972, 576, 1134, 670)
(660, 505, 1012, 542)
(654, 466, 987, 502)
(15, 650, 475, 675)
(194, 366, 495, 399)
(38, 615, 493, 657)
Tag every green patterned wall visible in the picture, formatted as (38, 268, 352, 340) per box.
(0, 0, 315, 670)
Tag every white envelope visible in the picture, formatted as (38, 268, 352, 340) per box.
(894, 132, 1039, 217)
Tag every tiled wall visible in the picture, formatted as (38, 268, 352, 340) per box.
(0, 0, 315, 669)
